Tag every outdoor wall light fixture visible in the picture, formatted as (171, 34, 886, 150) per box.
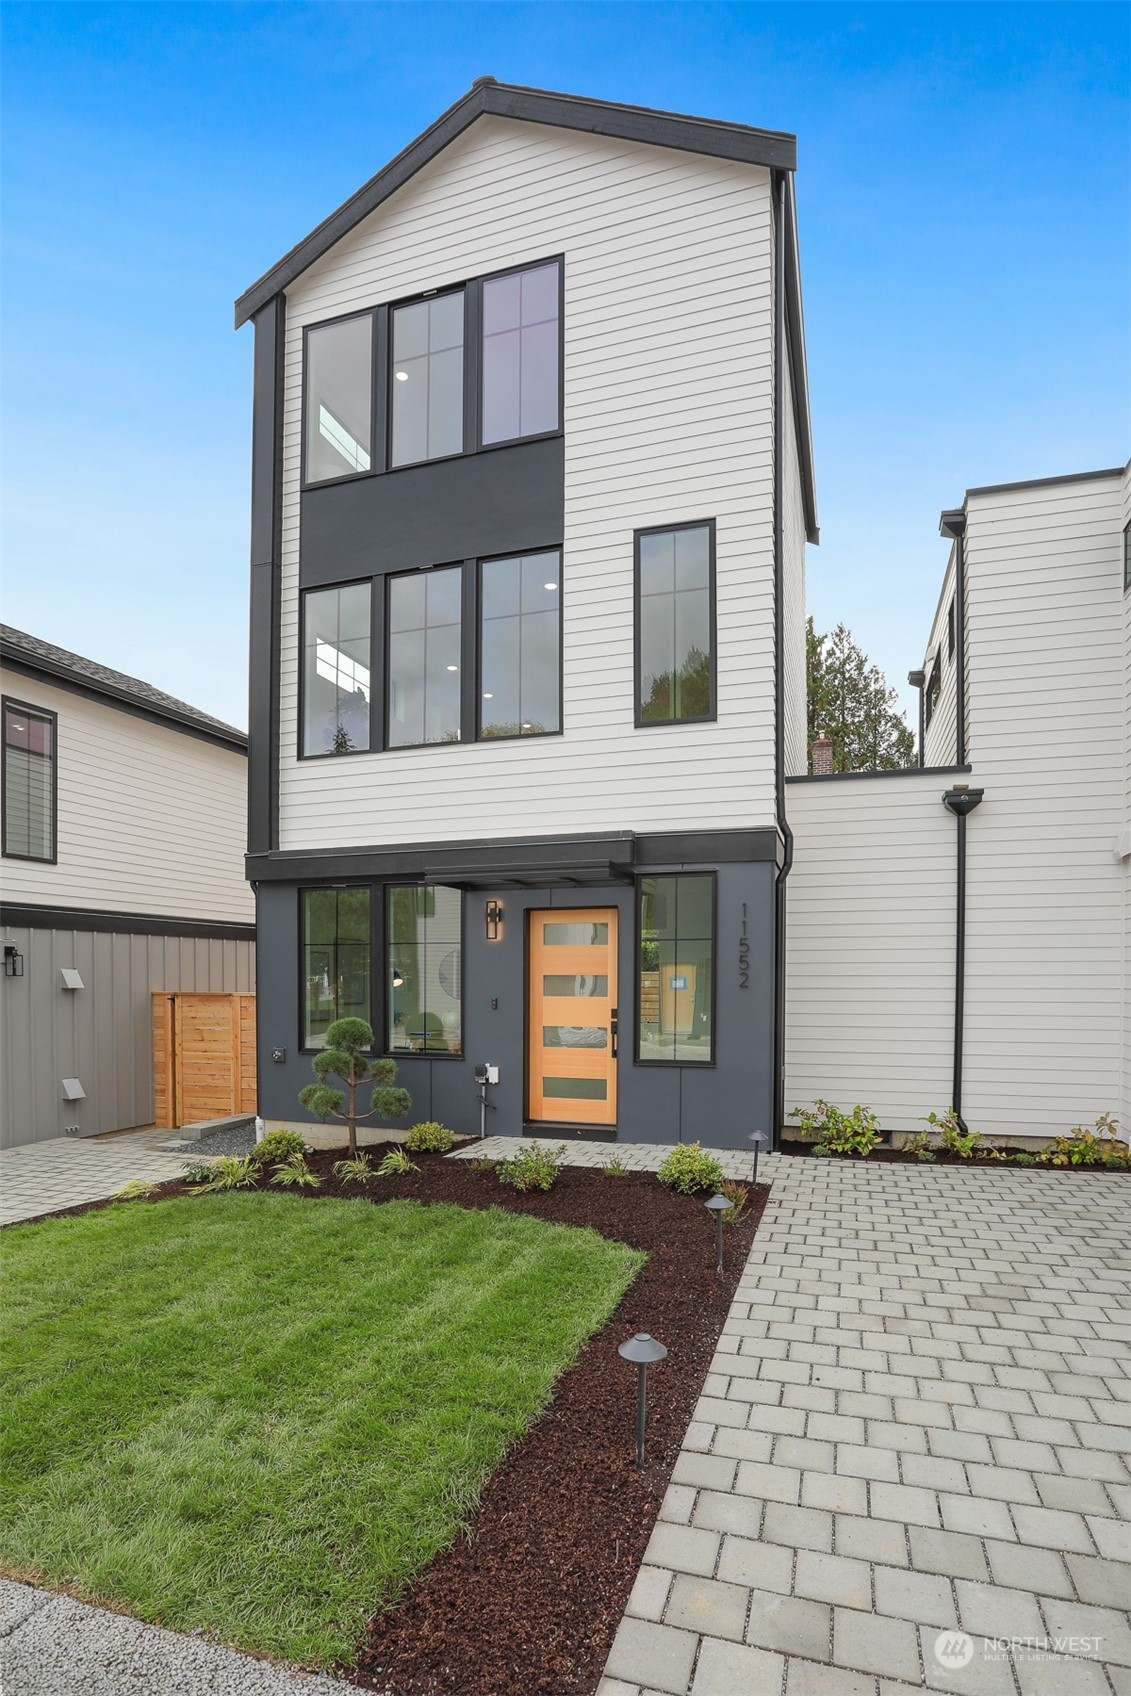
(485, 900, 504, 941)
(391, 966, 405, 989)
(3, 943, 24, 978)
(617, 1331, 668, 1466)
(942, 784, 984, 818)
(748, 1129, 770, 1188)
(705, 1193, 730, 1275)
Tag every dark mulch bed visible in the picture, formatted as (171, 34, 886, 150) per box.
(9, 1148, 769, 1696)
(779, 1138, 1129, 1171)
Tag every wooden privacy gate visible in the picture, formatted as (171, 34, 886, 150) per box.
(153, 993, 256, 1129)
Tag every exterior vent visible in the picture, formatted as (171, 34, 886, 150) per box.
(61, 1078, 85, 1101)
(60, 968, 84, 990)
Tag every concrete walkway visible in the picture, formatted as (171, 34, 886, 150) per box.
(0, 1129, 198, 1226)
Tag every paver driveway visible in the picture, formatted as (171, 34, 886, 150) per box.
(0, 1129, 195, 1226)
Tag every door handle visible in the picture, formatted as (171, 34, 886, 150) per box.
(610, 1007, 618, 1058)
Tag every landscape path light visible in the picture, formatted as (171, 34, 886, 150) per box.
(705, 1193, 730, 1276)
(617, 1332, 667, 1467)
(748, 1128, 770, 1188)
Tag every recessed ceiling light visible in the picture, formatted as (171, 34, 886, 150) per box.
(482, 692, 494, 699)
(395, 370, 409, 382)
(544, 582, 558, 591)
(446, 664, 458, 672)
(521, 722, 532, 730)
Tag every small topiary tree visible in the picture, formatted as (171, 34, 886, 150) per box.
(298, 1017, 411, 1157)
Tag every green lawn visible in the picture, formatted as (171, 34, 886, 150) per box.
(0, 1192, 642, 1666)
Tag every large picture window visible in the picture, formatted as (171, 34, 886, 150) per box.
(479, 550, 561, 738)
(390, 292, 464, 467)
(387, 567, 462, 747)
(636, 522, 715, 725)
(637, 875, 714, 1063)
(304, 315, 373, 485)
(2, 699, 55, 862)
(388, 886, 462, 1054)
(481, 261, 560, 445)
(302, 888, 371, 1049)
(302, 583, 372, 756)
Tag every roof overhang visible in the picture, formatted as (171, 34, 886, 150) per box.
(234, 78, 797, 328)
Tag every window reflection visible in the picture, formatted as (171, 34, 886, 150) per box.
(303, 584, 371, 755)
(480, 551, 561, 739)
(388, 885, 462, 1054)
(391, 293, 464, 466)
(388, 567, 462, 747)
(305, 317, 373, 484)
(638, 525, 713, 722)
(638, 875, 714, 1062)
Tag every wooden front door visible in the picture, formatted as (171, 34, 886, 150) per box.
(527, 908, 618, 1125)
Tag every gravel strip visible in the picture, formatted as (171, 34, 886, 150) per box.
(0, 1579, 346, 1696)
(165, 1124, 257, 1159)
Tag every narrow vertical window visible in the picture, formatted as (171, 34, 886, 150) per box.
(304, 315, 373, 484)
(636, 522, 715, 724)
(637, 875, 714, 1063)
(302, 887, 371, 1049)
(947, 598, 956, 659)
(1124, 521, 1131, 594)
(387, 567, 462, 746)
(479, 550, 561, 738)
(388, 886, 462, 1054)
(481, 261, 560, 445)
(925, 654, 941, 727)
(390, 292, 464, 466)
(302, 583, 371, 756)
(2, 700, 55, 861)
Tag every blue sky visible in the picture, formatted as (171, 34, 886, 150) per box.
(2, 1, 1127, 729)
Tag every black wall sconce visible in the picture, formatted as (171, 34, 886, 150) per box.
(485, 899, 504, 941)
(3, 943, 24, 978)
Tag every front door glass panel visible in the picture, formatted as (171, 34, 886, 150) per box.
(528, 908, 617, 1126)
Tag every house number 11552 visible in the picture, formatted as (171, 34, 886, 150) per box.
(739, 902, 750, 988)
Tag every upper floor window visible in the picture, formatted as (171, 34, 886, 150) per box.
(302, 583, 372, 757)
(637, 874, 715, 1063)
(479, 550, 561, 738)
(387, 566, 462, 747)
(304, 315, 373, 485)
(924, 654, 942, 728)
(636, 521, 715, 725)
(1124, 521, 1131, 594)
(390, 292, 464, 467)
(947, 598, 956, 659)
(301, 886, 371, 1049)
(2, 699, 56, 862)
(388, 884, 462, 1054)
(481, 261, 560, 445)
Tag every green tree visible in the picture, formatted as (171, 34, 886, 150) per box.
(298, 1018, 411, 1157)
(641, 647, 711, 722)
(807, 618, 915, 773)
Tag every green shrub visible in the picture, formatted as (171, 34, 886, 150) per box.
(298, 1019, 411, 1158)
(921, 1109, 981, 1159)
(270, 1153, 321, 1189)
(1013, 1151, 1039, 1166)
(793, 1100, 881, 1159)
(468, 1157, 497, 1176)
(496, 1142, 566, 1192)
(902, 1133, 937, 1163)
(207, 1156, 258, 1191)
(404, 1121, 455, 1154)
(180, 1159, 215, 1186)
(719, 1179, 748, 1224)
(376, 1147, 419, 1178)
(657, 1141, 725, 1194)
(332, 1153, 374, 1184)
(1047, 1114, 1128, 1168)
(113, 1179, 155, 1202)
(252, 1129, 309, 1167)
(601, 1157, 628, 1177)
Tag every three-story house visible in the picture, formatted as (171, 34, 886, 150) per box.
(236, 79, 816, 1148)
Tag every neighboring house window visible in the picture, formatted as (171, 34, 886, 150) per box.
(947, 598, 956, 659)
(1124, 521, 1131, 593)
(302, 887, 371, 1049)
(636, 521, 715, 725)
(387, 885, 462, 1054)
(481, 261, 560, 445)
(390, 292, 464, 467)
(2, 699, 55, 862)
(302, 583, 372, 756)
(924, 654, 942, 728)
(637, 875, 714, 1063)
(387, 566, 463, 746)
(479, 550, 561, 738)
(304, 314, 373, 484)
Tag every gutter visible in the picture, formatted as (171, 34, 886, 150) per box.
(771, 168, 794, 1149)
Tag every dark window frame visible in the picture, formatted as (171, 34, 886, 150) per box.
(2, 695, 58, 865)
(299, 306, 380, 493)
(633, 871, 718, 1068)
(297, 883, 376, 1054)
(476, 254, 565, 454)
(384, 883, 465, 1059)
(475, 545, 565, 744)
(387, 284, 469, 472)
(297, 579, 375, 761)
(633, 518, 718, 729)
(947, 598, 956, 660)
(384, 561, 467, 752)
(924, 653, 942, 729)
(1124, 521, 1131, 595)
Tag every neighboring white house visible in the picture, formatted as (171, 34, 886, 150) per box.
(235, 78, 816, 1147)
(0, 625, 255, 1146)
(785, 463, 1130, 1140)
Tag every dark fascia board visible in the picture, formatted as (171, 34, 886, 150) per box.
(782, 173, 819, 544)
(0, 652, 248, 754)
(234, 79, 797, 328)
(786, 763, 971, 784)
(941, 467, 1125, 524)
(0, 901, 255, 940)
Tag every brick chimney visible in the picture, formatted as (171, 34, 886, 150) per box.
(811, 735, 834, 776)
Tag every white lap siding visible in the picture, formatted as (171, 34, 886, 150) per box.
(276, 118, 778, 849)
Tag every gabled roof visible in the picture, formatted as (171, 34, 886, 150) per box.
(234, 78, 798, 328)
(0, 625, 248, 752)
